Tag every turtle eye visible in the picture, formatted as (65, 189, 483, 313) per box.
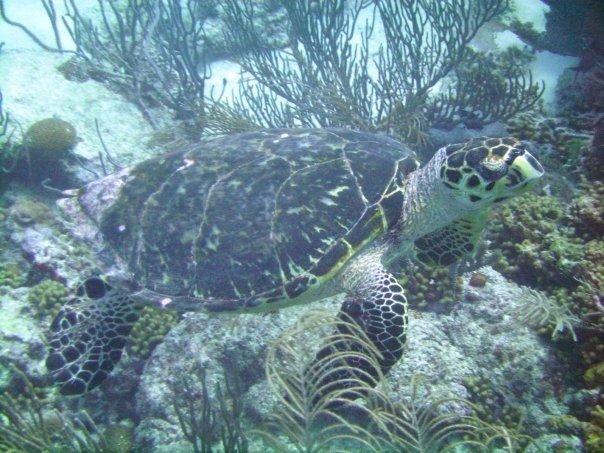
(477, 161, 507, 182)
(84, 277, 109, 299)
(505, 147, 524, 165)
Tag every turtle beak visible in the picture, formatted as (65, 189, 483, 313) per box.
(506, 149, 544, 189)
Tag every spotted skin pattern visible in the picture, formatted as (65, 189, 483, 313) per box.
(414, 211, 488, 266)
(311, 251, 408, 397)
(45, 278, 139, 395)
(440, 136, 542, 204)
(414, 136, 544, 265)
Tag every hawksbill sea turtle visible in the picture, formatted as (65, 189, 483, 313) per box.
(44, 128, 544, 395)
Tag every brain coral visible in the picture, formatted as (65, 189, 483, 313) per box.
(23, 118, 77, 160)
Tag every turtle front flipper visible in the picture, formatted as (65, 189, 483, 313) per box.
(310, 251, 409, 397)
(45, 278, 140, 395)
(414, 210, 488, 267)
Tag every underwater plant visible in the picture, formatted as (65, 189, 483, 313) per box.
(515, 287, 579, 341)
(0, 367, 104, 452)
(0, 0, 216, 130)
(0, 88, 20, 176)
(255, 310, 526, 452)
(0, 88, 8, 147)
(166, 362, 248, 453)
(54, 0, 218, 131)
(508, 19, 543, 45)
(217, 0, 543, 145)
(427, 47, 545, 129)
(255, 310, 389, 452)
(1, 0, 544, 147)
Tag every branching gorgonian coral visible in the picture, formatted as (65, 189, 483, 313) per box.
(2, 0, 544, 148)
(218, 0, 542, 147)
(61, 0, 215, 131)
(0, 87, 20, 175)
(427, 47, 545, 129)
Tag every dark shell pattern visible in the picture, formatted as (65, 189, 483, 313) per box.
(99, 129, 418, 303)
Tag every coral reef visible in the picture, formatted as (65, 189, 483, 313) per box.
(7, 196, 57, 227)
(26, 279, 68, 321)
(0, 117, 79, 184)
(584, 362, 604, 388)
(463, 372, 523, 428)
(219, 0, 541, 146)
(505, 111, 592, 174)
(0, 262, 26, 288)
(485, 172, 603, 451)
(129, 307, 179, 359)
(4, 191, 99, 286)
(555, 59, 604, 124)
(133, 267, 570, 448)
(102, 423, 135, 453)
(486, 191, 603, 334)
(22, 117, 77, 159)
(397, 261, 461, 312)
(469, 272, 488, 288)
(570, 180, 604, 239)
(0, 285, 47, 389)
(486, 193, 579, 288)
(0, 3, 599, 451)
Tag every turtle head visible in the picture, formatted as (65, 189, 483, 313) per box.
(439, 137, 544, 208)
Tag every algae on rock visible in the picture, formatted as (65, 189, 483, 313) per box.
(129, 306, 180, 359)
(27, 279, 69, 321)
(0, 262, 26, 288)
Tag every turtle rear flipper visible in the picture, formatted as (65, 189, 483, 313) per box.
(45, 278, 140, 395)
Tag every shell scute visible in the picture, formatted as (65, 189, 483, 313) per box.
(97, 129, 416, 300)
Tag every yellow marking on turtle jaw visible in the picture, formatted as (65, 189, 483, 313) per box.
(510, 153, 544, 184)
